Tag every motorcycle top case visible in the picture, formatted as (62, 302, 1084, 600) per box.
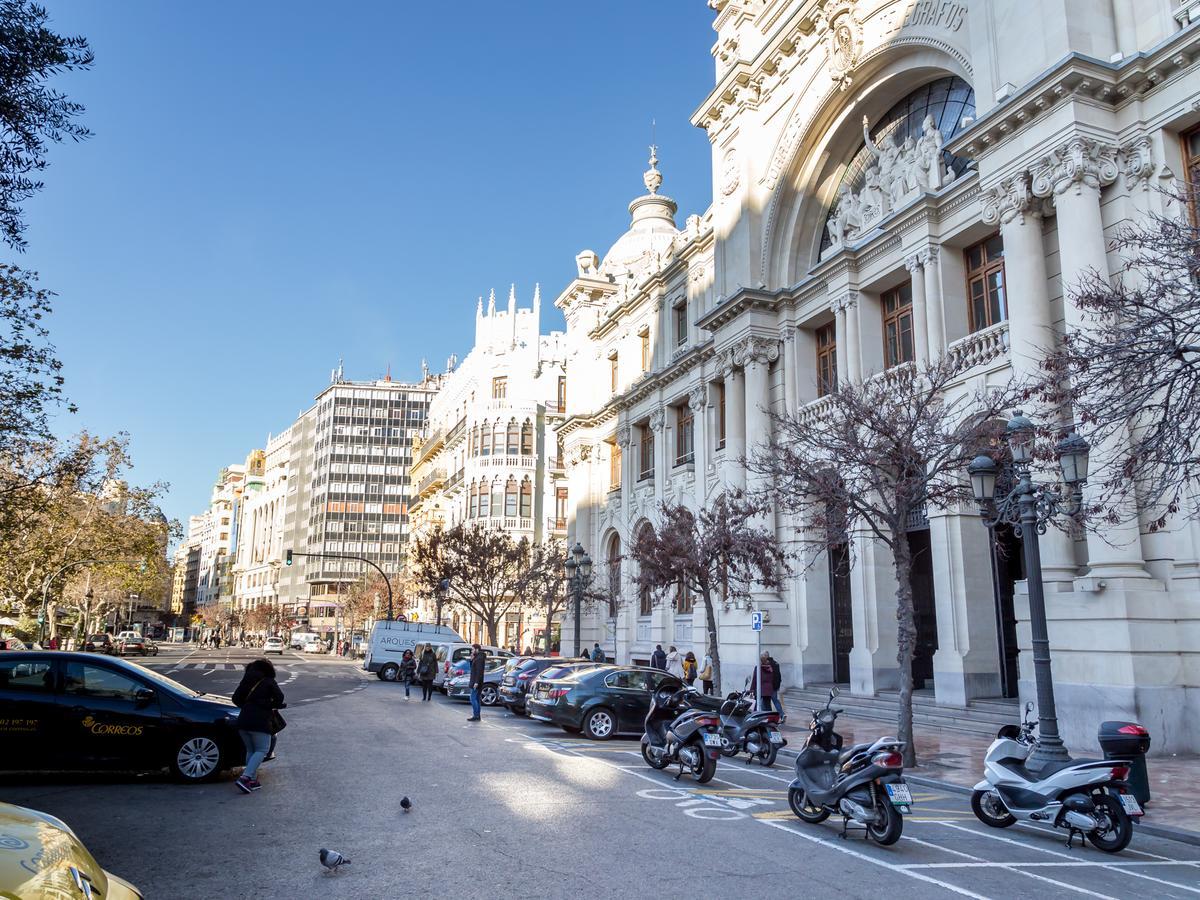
(1097, 721, 1151, 757)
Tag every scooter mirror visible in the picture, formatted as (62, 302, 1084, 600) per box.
(1024, 700, 1034, 715)
(829, 686, 840, 700)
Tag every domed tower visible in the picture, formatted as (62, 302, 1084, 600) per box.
(599, 146, 680, 281)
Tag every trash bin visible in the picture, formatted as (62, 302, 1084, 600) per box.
(1098, 721, 1151, 805)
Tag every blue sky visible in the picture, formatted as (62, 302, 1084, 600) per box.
(25, 2, 716, 527)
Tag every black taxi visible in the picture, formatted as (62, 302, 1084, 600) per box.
(0, 651, 245, 781)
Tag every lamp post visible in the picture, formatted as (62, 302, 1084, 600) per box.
(562, 542, 592, 658)
(966, 410, 1090, 770)
(436, 578, 450, 628)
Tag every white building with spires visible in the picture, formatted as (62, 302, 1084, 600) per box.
(409, 285, 569, 650)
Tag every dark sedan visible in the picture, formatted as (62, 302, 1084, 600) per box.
(499, 657, 590, 714)
(0, 651, 245, 782)
(526, 665, 672, 739)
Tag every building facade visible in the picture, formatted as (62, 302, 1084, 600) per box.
(231, 431, 292, 632)
(193, 465, 245, 613)
(274, 367, 443, 639)
(409, 287, 569, 649)
(561, 0, 1200, 754)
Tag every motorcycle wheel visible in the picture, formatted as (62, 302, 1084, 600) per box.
(695, 748, 717, 784)
(971, 789, 1017, 828)
(1086, 794, 1133, 853)
(754, 730, 778, 767)
(641, 742, 670, 770)
(866, 799, 903, 846)
(788, 787, 830, 823)
(720, 746, 740, 758)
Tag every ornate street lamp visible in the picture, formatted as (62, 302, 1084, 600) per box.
(563, 542, 592, 657)
(966, 410, 1089, 770)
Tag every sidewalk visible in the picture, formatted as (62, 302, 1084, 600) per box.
(774, 709, 1200, 843)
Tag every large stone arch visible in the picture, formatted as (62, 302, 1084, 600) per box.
(761, 43, 973, 289)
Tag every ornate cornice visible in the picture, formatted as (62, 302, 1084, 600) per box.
(980, 171, 1042, 226)
(1030, 136, 1119, 198)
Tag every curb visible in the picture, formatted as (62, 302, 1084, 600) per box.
(777, 746, 1200, 848)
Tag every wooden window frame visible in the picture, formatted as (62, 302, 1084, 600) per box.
(716, 381, 726, 450)
(491, 376, 507, 400)
(640, 329, 652, 373)
(675, 405, 695, 466)
(674, 302, 688, 346)
(964, 234, 1008, 333)
(610, 354, 619, 394)
(675, 581, 694, 615)
(881, 282, 915, 369)
(609, 442, 622, 491)
(816, 322, 838, 397)
(638, 425, 654, 481)
(1184, 125, 1200, 223)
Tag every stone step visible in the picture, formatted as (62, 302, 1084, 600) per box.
(781, 685, 1019, 737)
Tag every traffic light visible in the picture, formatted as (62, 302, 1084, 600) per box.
(285, 550, 293, 566)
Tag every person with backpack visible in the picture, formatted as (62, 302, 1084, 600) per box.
(650, 644, 667, 670)
(417, 646, 437, 701)
(682, 651, 698, 686)
(400, 648, 417, 699)
(749, 652, 774, 712)
(232, 658, 286, 794)
(591, 642, 606, 663)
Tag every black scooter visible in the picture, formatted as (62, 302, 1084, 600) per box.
(712, 690, 787, 766)
(788, 687, 912, 845)
(641, 678, 723, 783)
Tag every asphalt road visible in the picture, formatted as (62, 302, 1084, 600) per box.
(2, 650, 1197, 898)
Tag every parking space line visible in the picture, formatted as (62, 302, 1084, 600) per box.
(759, 819, 991, 898)
(995, 864, 1117, 898)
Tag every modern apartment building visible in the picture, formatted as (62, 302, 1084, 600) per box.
(408, 286, 569, 648)
(275, 366, 444, 636)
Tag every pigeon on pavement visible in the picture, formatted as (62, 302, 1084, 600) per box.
(319, 849, 350, 872)
(400, 796, 412, 813)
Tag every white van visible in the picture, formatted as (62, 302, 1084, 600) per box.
(290, 631, 319, 650)
(363, 620, 463, 681)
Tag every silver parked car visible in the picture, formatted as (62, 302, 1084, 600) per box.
(445, 661, 506, 706)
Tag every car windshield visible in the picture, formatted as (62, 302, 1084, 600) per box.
(115, 658, 202, 697)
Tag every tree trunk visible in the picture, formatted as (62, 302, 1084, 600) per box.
(891, 527, 919, 768)
(484, 613, 499, 647)
(700, 584, 721, 694)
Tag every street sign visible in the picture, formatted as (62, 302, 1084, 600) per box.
(751, 611, 763, 631)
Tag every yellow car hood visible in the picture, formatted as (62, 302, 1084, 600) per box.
(0, 802, 141, 899)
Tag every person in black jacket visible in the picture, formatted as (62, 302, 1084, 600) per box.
(467, 643, 485, 722)
(400, 649, 417, 700)
(417, 646, 437, 701)
(767, 653, 786, 722)
(232, 658, 285, 793)
(650, 644, 667, 670)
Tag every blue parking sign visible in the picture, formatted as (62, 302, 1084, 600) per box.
(751, 611, 763, 631)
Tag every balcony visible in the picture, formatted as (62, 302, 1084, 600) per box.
(475, 454, 538, 469)
(945, 321, 1010, 373)
(545, 401, 566, 415)
(546, 516, 567, 533)
(446, 468, 464, 491)
(416, 466, 447, 497)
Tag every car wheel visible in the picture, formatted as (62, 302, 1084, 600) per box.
(582, 707, 615, 740)
(170, 734, 223, 782)
(480, 685, 499, 706)
(379, 663, 400, 682)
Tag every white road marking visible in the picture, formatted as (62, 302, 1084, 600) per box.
(759, 819, 991, 899)
(201, 668, 217, 676)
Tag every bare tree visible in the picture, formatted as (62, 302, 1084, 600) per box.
(413, 524, 529, 646)
(1042, 188, 1200, 526)
(748, 356, 1028, 766)
(517, 538, 566, 653)
(630, 492, 787, 695)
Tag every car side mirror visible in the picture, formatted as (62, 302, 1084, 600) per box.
(134, 688, 156, 707)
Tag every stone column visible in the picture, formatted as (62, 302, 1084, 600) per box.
(780, 326, 798, 415)
(842, 292, 862, 381)
(834, 301, 849, 385)
(688, 386, 708, 483)
(738, 336, 777, 474)
(905, 254, 930, 365)
(922, 246, 946, 358)
(723, 361, 746, 489)
(616, 425, 634, 509)
(1032, 137, 1146, 579)
(982, 173, 1076, 586)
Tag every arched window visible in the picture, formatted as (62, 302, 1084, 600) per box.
(504, 477, 519, 517)
(520, 420, 534, 456)
(491, 479, 504, 518)
(637, 523, 655, 617)
(606, 534, 622, 608)
(492, 422, 504, 455)
(468, 481, 479, 518)
(478, 481, 490, 517)
(506, 420, 520, 457)
(479, 424, 489, 457)
(821, 76, 976, 254)
(519, 477, 532, 518)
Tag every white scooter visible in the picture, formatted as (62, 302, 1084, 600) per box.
(971, 702, 1143, 853)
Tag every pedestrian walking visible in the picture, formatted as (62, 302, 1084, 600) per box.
(214, 633, 222, 650)
(682, 651, 697, 686)
(231, 658, 286, 794)
(699, 652, 714, 695)
(749, 652, 774, 712)
(650, 644, 667, 670)
(417, 646, 437, 701)
(767, 653, 786, 722)
(591, 642, 606, 663)
(400, 648, 417, 699)
(467, 643, 485, 722)
(665, 646, 684, 679)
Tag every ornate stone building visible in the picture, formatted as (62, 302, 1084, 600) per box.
(560, 0, 1200, 754)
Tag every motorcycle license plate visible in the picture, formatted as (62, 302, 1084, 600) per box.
(702, 732, 723, 748)
(1119, 794, 1143, 816)
(767, 729, 784, 744)
(885, 783, 913, 806)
